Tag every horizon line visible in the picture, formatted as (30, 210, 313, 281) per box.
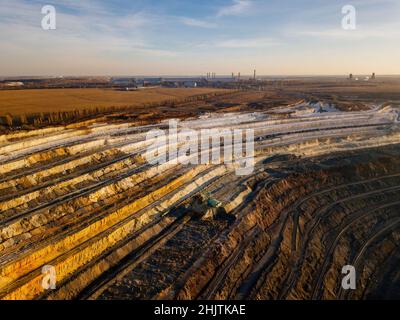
(2, 74, 399, 79)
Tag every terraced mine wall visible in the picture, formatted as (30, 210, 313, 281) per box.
(95, 146, 400, 300)
(0, 97, 399, 300)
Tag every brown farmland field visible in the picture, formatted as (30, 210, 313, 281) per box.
(0, 88, 224, 116)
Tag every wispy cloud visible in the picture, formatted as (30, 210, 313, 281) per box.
(0, 1, 172, 54)
(115, 12, 157, 29)
(0, 0, 183, 76)
(217, 0, 252, 17)
(139, 48, 178, 57)
(45, 0, 110, 15)
(217, 37, 279, 48)
(293, 24, 400, 40)
(1, 0, 399, 76)
(180, 17, 217, 29)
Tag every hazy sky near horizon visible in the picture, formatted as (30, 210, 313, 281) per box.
(1, 0, 400, 76)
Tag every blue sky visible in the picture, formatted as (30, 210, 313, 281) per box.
(1, 0, 400, 76)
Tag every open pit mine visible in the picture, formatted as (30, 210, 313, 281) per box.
(0, 91, 400, 300)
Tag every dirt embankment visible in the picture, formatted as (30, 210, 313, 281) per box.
(150, 147, 400, 300)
